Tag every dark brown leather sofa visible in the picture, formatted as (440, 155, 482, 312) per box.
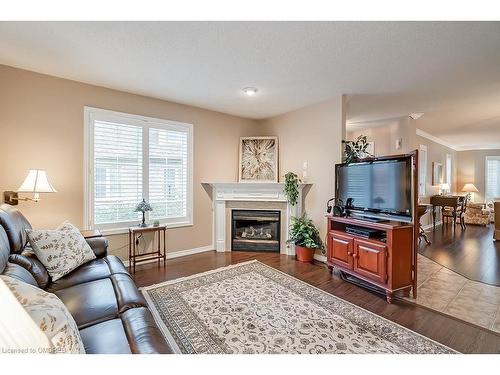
(0, 204, 171, 354)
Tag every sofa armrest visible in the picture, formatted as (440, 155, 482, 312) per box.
(9, 251, 50, 289)
(86, 237, 108, 258)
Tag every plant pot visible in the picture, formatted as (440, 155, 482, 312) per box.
(295, 245, 315, 263)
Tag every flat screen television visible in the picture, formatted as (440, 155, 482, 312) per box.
(335, 155, 413, 222)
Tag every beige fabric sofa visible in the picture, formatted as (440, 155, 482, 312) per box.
(464, 202, 491, 226)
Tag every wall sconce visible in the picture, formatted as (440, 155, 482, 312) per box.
(3, 169, 57, 205)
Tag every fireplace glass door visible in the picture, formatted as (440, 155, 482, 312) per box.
(231, 210, 280, 252)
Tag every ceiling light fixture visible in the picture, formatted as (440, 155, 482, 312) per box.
(242, 87, 258, 97)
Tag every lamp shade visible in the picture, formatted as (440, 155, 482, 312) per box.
(462, 183, 479, 193)
(17, 170, 57, 193)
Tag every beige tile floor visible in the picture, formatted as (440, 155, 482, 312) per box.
(405, 255, 500, 333)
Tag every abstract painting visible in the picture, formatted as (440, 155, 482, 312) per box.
(239, 136, 278, 182)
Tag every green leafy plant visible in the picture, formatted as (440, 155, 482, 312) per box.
(287, 213, 324, 251)
(283, 172, 300, 206)
(342, 135, 373, 164)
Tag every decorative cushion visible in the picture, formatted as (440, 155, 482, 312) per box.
(0, 275, 85, 354)
(26, 222, 96, 281)
(57, 221, 80, 233)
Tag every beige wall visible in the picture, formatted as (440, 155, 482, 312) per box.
(0, 65, 258, 259)
(415, 135, 457, 227)
(457, 149, 500, 202)
(416, 135, 457, 200)
(259, 97, 345, 254)
(347, 116, 416, 157)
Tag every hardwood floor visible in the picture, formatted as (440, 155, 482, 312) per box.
(419, 223, 500, 285)
(131, 250, 500, 354)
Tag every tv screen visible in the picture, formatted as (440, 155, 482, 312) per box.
(336, 158, 412, 220)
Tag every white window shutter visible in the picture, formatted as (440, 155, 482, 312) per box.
(149, 127, 188, 219)
(93, 121, 143, 225)
(86, 107, 193, 231)
(486, 156, 500, 202)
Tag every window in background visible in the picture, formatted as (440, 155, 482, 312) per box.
(84, 107, 193, 233)
(485, 156, 500, 202)
(419, 145, 428, 197)
(446, 154, 452, 190)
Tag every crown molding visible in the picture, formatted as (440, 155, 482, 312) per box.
(453, 144, 500, 151)
(416, 128, 458, 151)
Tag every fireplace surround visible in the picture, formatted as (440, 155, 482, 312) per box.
(202, 182, 312, 255)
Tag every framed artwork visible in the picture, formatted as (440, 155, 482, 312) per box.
(239, 136, 279, 182)
(432, 162, 443, 185)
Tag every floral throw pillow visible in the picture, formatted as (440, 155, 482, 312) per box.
(0, 275, 85, 354)
(26, 222, 96, 281)
(56, 221, 81, 233)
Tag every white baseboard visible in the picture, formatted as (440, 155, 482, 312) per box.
(422, 221, 442, 231)
(313, 254, 327, 263)
(122, 245, 214, 267)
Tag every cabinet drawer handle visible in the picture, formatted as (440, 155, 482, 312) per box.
(352, 253, 358, 259)
(347, 251, 353, 256)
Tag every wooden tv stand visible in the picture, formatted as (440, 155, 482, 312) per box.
(326, 215, 416, 303)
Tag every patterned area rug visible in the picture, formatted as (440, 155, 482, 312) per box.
(142, 260, 455, 354)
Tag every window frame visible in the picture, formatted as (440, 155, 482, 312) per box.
(84, 106, 193, 234)
(418, 144, 428, 197)
(445, 153, 452, 190)
(485, 155, 500, 202)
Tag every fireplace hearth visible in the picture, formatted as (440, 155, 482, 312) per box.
(231, 210, 281, 252)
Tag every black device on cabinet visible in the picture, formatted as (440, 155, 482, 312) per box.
(326, 197, 345, 217)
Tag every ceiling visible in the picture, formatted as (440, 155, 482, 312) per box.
(347, 89, 500, 150)
(1, 21, 500, 148)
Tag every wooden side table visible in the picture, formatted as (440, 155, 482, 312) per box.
(128, 225, 167, 273)
(80, 229, 102, 239)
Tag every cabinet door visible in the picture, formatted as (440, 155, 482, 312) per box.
(328, 232, 354, 270)
(353, 239, 387, 284)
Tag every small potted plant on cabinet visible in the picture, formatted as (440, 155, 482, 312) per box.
(288, 213, 324, 263)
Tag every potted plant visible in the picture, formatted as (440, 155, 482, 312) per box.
(283, 172, 300, 206)
(342, 135, 373, 164)
(287, 213, 324, 263)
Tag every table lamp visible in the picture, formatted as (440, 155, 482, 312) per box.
(462, 183, 479, 202)
(134, 198, 153, 227)
(3, 169, 57, 205)
(440, 183, 451, 195)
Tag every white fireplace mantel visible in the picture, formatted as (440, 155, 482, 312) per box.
(202, 182, 312, 255)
